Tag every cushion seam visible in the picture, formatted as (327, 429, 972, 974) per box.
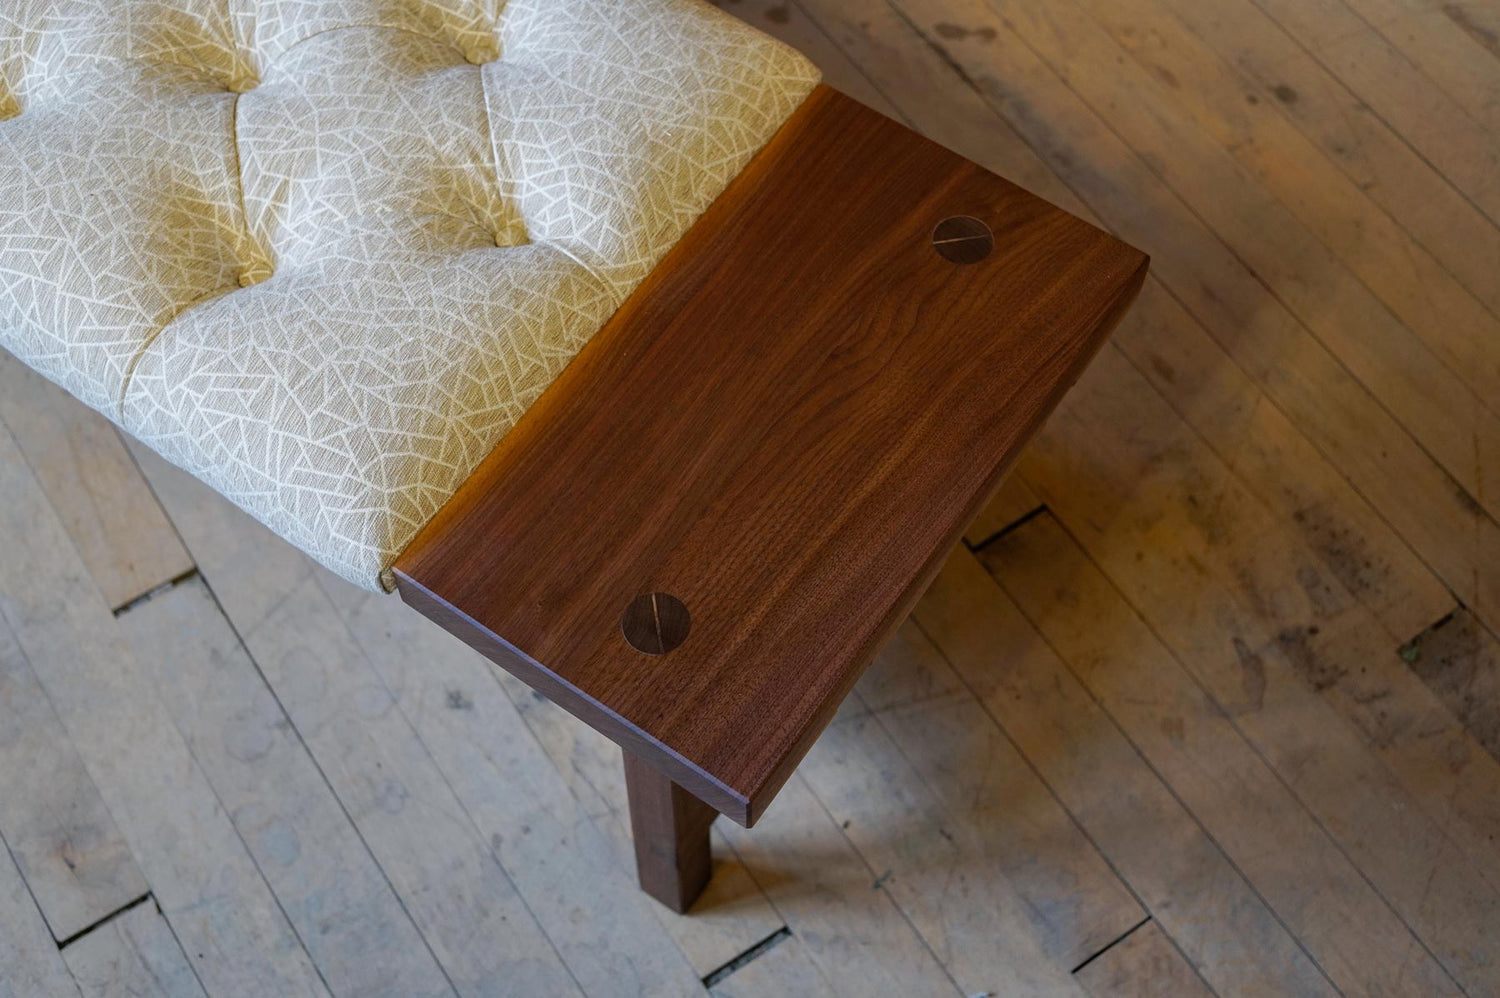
(272, 22, 462, 67)
(116, 90, 251, 420)
(473, 61, 520, 249)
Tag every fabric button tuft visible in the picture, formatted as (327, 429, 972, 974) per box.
(465, 41, 501, 66)
(238, 265, 272, 288)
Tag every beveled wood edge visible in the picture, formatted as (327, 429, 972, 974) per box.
(394, 574, 755, 823)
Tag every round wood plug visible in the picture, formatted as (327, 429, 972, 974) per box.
(932, 215, 994, 264)
(621, 593, 691, 655)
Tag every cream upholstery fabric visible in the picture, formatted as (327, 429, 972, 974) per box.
(0, 0, 818, 590)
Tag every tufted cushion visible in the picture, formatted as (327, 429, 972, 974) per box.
(0, 0, 819, 590)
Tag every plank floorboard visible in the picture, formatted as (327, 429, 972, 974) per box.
(962, 476, 1043, 547)
(130, 449, 579, 997)
(980, 514, 1463, 996)
(0, 617, 148, 943)
(1013, 355, 1500, 990)
(1106, 280, 1452, 645)
(61, 901, 206, 998)
(1075, 921, 1213, 998)
(0, 833, 78, 998)
(1343, 0, 1500, 135)
(911, 550, 1340, 997)
(1078, 0, 1500, 410)
(1155, 0, 1500, 322)
(115, 580, 455, 998)
(846, 619, 970, 717)
(318, 567, 718, 995)
(794, 0, 1470, 642)
(0, 355, 192, 610)
(1251, 0, 1500, 223)
(701, 933, 835, 998)
(1014, 335, 1500, 889)
(0, 427, 328, 998)
(355, 606, 790, 980)
(803, 629, 1145, 980)
(864, 0, 1500, 651)
(1398, 608, 1500, 766)
(715, 776, 970, 997)
(711, 0, 902, 119)
(963, 0, 1500, 531)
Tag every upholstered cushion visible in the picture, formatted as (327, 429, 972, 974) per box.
(0, 0, 819, 589)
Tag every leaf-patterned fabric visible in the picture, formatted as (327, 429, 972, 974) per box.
(0, 0, 819, 589)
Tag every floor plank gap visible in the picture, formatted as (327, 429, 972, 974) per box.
(55, 893, 153, 951)
(111, 567, 200, 618)
(700, 926, 793, 990)
(965, 504, 1048, 552)
(1070, 915, 1153, 975)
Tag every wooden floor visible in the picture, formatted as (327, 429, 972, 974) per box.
(3, 0, 1500, 993)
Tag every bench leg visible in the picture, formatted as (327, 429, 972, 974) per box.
(623, 750, 717, 913)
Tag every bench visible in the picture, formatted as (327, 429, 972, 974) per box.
(0, 0, 1145, 913)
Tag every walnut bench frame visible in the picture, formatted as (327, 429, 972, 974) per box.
(393, 86, 1147, 913)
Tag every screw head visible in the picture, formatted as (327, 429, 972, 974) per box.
(932, 215, 993, 264)
(621, 593, 691, 655)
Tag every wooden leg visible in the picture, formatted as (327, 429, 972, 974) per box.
(623, 750, 717, 913)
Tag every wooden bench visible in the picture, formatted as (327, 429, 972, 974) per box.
(394, 86, 1147, 912)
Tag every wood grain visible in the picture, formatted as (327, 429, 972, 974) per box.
(912, 548, 1340, 997)
(0, 354, 192, 610)
(129, 447, 580, 998)
(395, 85, 1146, 826)
(714, 775, 963, 995)
(623, 753, 717, 914)
(0, 426, 328, 998)
(1076, 921, 1211, 998)
(0, 837, 77, 998)
(62, 902, 206, 998)
(802, 682, 1143, 983)
(980, 512, 1464, 997)
(115, 579, 454, 998)
(0, 616, 147, 943)
(1009, 347, 1500, 992)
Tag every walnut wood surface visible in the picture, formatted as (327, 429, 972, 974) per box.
(394, 85, 1147, 826)
(623, 751, 717, 914)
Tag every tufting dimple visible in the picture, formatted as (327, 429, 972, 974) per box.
(2, 0, 820, 591)
(237, 264, 271, 288)
(465, 33, 502, 67)
(0, 59, 19, 122)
